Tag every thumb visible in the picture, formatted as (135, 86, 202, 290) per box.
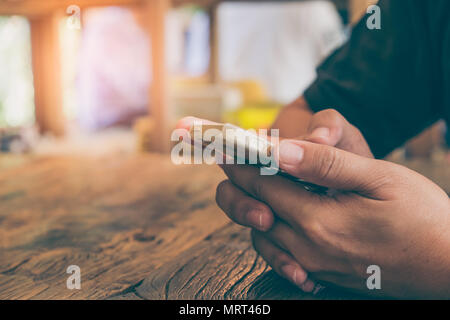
(305, 109, 373, 158)
(276, 139, 385, 195)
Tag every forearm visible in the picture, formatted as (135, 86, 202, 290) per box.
(271, 96, 313, 138)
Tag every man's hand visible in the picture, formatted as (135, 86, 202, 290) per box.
(216, 141, 450, 298)
(219, 109, 374, 292)
(178, 109, 374, 292)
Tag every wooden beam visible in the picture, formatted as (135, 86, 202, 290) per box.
(0, 0, 142, 17)
(208, 3, 219, 83)
(172, 0, 218, 7)
(0, 0, 223, 17)
(29, 10, 65, 136)
(146, 0, 171, 152)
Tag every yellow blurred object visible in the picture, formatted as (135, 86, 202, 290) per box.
(227, 80, 268, 104)
(224, 103, 282, 129)
(171, 78, 280, 130)
(223, 80, 281, 129)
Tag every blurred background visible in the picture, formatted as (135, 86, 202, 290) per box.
(0, 0, 448, 162)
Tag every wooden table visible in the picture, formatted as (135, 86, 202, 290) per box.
(0, 154, 448, 300)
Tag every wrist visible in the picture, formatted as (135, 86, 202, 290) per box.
(271, 96, 313, 138)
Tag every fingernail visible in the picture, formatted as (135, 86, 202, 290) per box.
(247, 210, 266, 231)
(310, 127, 330, 140)
(281, 265, 307, 287)
(279, 141, 304, 166)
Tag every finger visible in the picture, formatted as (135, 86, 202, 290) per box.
(263, 219, 325, 275)
(305, 109, 373, 158)
(216, 180, 274, 231)
(257, 223, 350, 294)
(251, 230, 316, 292)
(276, 139, 387, 195)
(220, 164, 320, 227)
(305, 109, 345, 146)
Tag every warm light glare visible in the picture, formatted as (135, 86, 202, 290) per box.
(0, 15, 35, 128)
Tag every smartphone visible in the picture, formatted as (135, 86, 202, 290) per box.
(189, 122, 328, 194)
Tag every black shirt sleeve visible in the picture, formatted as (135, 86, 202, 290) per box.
(304, 0, 443, 158)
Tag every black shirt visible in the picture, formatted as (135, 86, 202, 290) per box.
(304, 0, 450, 158)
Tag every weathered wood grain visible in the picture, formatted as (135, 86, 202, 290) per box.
(0, 155, 229, 299)
(115, 223, 360, 300)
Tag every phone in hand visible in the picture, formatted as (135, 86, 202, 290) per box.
(187, 121, 328, 194)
